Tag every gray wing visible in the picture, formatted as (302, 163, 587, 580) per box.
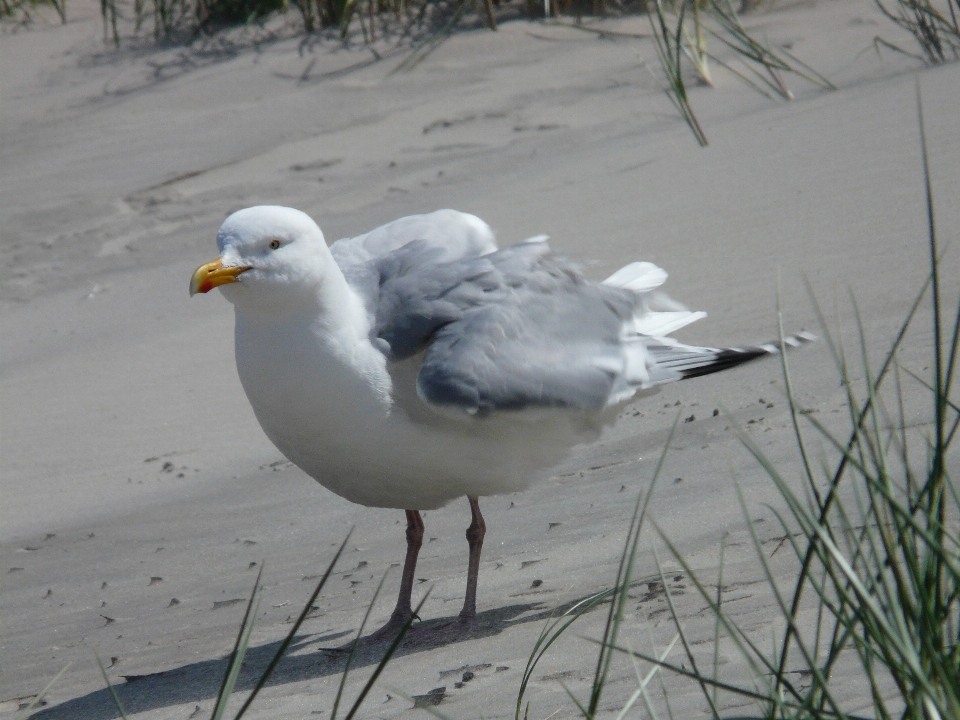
(329, 209, 498, 326)
(418, 309, 814, 415)
(334, 212, 808, 416)
(372, 239, 644, 414)
(417, 286, 639, 414)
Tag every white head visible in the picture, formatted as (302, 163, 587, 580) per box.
(190, 206, 333, 312)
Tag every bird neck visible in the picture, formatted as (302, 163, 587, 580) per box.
(233, 263, 392, 418)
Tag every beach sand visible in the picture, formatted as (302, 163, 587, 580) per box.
(2, 2, 958, 717)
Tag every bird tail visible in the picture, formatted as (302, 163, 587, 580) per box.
(644, 331, 815, 385)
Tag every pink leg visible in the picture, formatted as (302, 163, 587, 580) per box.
(459, 496, 486, 621)
(388, 509, 424, 626)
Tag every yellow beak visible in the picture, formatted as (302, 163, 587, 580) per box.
(190, 259, 252, 296)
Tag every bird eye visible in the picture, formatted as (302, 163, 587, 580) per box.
(269, 239, 281, 250)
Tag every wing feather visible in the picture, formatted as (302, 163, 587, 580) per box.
(329, 212, 806, 417)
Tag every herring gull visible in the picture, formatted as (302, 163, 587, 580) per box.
(190, 205, 810, 632)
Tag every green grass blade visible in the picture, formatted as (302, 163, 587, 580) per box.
(95, 652, 129, 720)
(515, 587, 616, 720)
(647, 0, 709, 146)
(16, 663, 72, 720)
(209, 563, 265, 719)
(587, 413, 677, 715)
(615, 635, 679, 720)
(651, 543, 720, 719)
(651, 513, 801, 705)
(342, 588, 432, 720)
(331, 569, 389, 720)
(558, 678, 592, 718)
(214, 582, 264, 720)
(601, 640, 877, 719)
(233, 530, 353, 719)
(710, 535, 724, 710)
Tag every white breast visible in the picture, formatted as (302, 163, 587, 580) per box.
(232, 306, 604, 510)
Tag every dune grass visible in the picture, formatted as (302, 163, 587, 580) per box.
(74, 530, 425, 720)
(520, 87, 958, 719)
(0, 0, 65, 23)
(645, 0, 835, 145)
(7, 0, 840, 147)
(515, 416, 679, 720)
(874, 0, 960, 64)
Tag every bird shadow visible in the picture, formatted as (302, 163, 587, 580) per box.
(32, 594, 604, 719)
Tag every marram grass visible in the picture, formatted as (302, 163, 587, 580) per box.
(874, 0, 960, 64)
(520, 85, 958, 720)
(82, 530, 426, 720)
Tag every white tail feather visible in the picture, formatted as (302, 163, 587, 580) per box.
(603, 262, 668, 292)
(631, 310, 707, 338)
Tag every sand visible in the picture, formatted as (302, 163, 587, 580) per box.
(2, 1, 958, 717)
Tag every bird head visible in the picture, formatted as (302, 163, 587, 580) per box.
(190, 206, 330, 310)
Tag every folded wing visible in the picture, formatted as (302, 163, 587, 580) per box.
(332, 212, 804, 417)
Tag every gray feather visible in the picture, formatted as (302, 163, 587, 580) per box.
(330, 211, 806, 418)
(416, 289, 635, 414)
(369, 242, 638, 413)
(330, 209, 497, 325)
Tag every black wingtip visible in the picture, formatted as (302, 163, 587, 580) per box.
(679, 331, 815, 381)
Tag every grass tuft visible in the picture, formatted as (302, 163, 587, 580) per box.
(82, 528, 425, 720)
(0, 0, 65, 23)
(517, 82, 957, 720)
(647, 0, 710, 146)
(874, 0, 960, 64)
(645, 0, 833, 145)
(516, 414, 679, 719)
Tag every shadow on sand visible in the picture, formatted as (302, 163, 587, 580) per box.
(33, 594, 603, 719)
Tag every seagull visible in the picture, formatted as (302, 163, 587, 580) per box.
(190, 205, 810, 633)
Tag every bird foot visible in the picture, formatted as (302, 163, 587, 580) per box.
(456, 610, 477, 629)
(427, 612, 478, 642)
(363, 609, 480, 648)
(364, 609, 419, 644)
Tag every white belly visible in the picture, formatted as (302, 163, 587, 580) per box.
(234, 312, 608, 510)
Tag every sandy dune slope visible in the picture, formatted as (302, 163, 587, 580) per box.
(1, 2, 958, 717)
